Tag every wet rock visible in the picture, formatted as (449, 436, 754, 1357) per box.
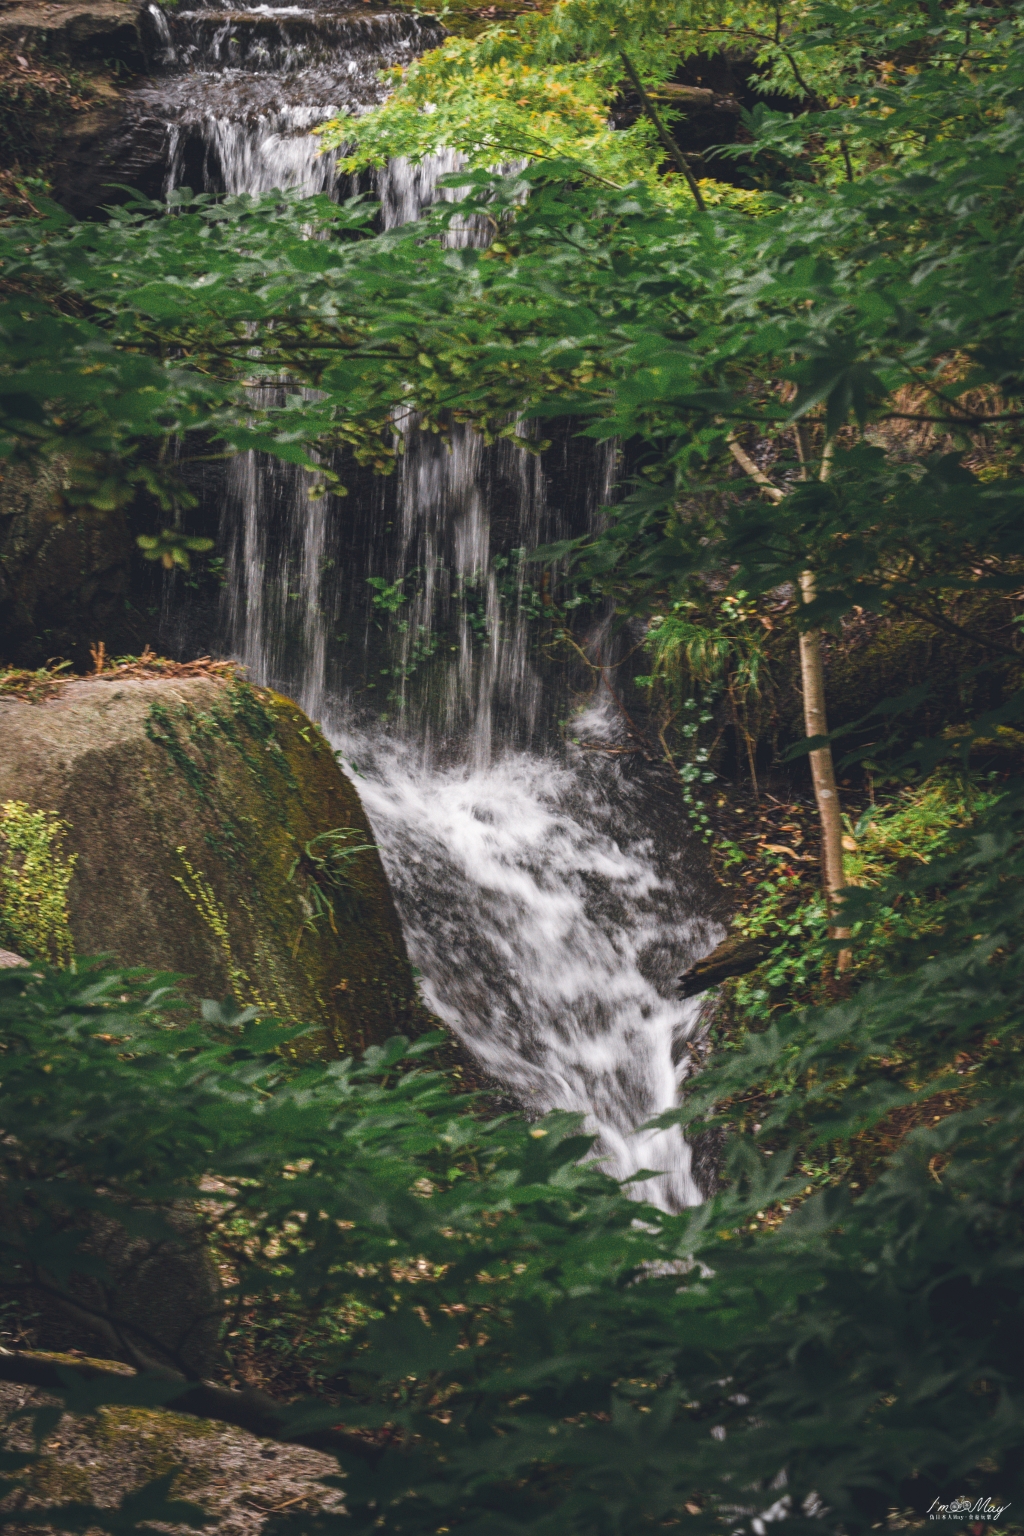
(0, 674, 425, 1050)
(0, 461, 142, 670)
(50, 98, 169, 215)
(0, 0, 148, 68)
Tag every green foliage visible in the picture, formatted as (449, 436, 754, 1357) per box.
(3, 767, 1024, 1533)
(6, 0, 1022, 672)
(136, 529, 215, 571)
(4, 0, 1024, 1526)
(320, 0, 821, 198)
(0, 800, 76, 966)
(0, 661, 73, 705)
(0, 0, 1019, 656)
(642, 591, 774, 804)
(366, 574, 409, 613)
(717, 776, 1001, 1037)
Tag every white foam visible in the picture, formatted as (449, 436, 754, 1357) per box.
(330, 722, 714, 1209)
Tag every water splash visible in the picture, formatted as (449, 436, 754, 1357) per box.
(330, 694, 716, 1209)
(136, 0, 443, 198)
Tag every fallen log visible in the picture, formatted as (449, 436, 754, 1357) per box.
(648, 84, 741, 112)
(678, 933, 772, 998)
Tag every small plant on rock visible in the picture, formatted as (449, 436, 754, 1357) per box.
(287, 826, 375, 952)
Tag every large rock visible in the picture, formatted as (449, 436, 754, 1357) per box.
(49, 98, 170, 217)
(0, 0, 148, 67)
(0, 673, 423, 1049)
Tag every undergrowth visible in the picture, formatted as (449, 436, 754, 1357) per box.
(0, 800, 76, 966)
(706, 772, 1005, 1221)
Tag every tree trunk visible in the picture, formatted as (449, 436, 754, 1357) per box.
(796, 432, 850, 967)
(728, 427, 851, 966)
(797, 571, 851, 963)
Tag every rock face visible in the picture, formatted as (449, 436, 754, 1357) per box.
(0, 673, 423, 1050)
(0, 0, 148, 67)
(0, 463, 142, 670)
(49, 99, 169, 216)
(0, 0, 169, 217)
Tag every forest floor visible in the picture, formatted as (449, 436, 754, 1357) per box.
(0, 1376, 345, 1533)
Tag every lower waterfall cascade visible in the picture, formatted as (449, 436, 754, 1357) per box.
(136, 0, 722, 1209)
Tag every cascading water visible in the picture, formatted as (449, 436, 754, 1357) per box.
(133, 0, 445, 196)
(146, 0, 721, 1208)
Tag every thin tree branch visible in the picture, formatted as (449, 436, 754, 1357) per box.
(694, 27, 821, 104)
(888, 598, 1023, 658)
(619, 52, 706, 213)
(726, 434, 785, 501)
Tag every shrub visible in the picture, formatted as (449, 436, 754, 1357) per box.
(1, 778, 1022, 1534)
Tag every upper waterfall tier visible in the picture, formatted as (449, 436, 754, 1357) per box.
(97, 0, 447, 198)
(143, 0, 443, 119)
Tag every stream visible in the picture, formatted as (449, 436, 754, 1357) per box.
(135, 0, 721, 1209)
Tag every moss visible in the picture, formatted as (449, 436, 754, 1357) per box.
(0, 800, 76, 965)
(0, 675, 427, 1051)
(22, 1405, 221, 1511)
(25, 1458, 93, 1503)
(90, 1405, 220, 1446)
(144, 679, 417, 1044)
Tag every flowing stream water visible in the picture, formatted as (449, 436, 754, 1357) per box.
(139, 0, 722, 1209)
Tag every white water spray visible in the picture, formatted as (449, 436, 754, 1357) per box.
(333, 712, 713, 1208)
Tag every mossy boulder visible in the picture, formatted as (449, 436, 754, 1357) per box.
(0, 1381, 346, 1531)
(0, 673, 423, 1049)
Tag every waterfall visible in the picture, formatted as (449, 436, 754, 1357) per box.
(145, 0, 721, 1209)
(332, 698, 715, 1209)
(134, 0, 445, 198)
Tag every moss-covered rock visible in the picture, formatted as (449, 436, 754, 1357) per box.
(0, 1381, 347, 1532)
(0, 673, 423, 1049)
